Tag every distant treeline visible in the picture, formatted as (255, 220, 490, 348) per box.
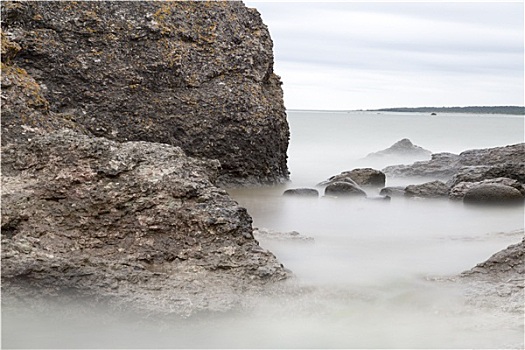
(371, 106, 524, 115)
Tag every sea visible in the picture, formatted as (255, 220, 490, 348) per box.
(3, 110, 524, 348)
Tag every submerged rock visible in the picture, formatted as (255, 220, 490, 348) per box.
(1, 130, 288, 316)
(283, 188, 319, 197)
(1, 1, 289, 185)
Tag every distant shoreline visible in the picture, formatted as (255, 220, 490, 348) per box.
(288, 106, 524, 115)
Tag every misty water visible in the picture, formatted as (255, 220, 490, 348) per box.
(3, 111, 524, 348)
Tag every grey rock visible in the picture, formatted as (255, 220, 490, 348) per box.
(365, 138, 431, 160)
(383, 144, 525, 184)
(319, 168, 385, 188)
(283, 188, 319, 197)
(324, 181, 367, 198)
(1, 130, 288, 316)
(343, 168, 386, 187)
(379, 186, 406, 197)
(1, 1, 289, 185)
(463, 184, 524, 205)
(254, 228, 314, 242)
(383, 152, 461, 179)
(449, 177, 525, 200)
(404, 180, 450, 198)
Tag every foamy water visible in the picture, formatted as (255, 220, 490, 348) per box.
(3, 111, 524, 348)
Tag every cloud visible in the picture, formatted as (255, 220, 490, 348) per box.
(245, 1, 524, 109)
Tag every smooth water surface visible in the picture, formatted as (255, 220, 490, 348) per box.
(3, 111, 524, 349)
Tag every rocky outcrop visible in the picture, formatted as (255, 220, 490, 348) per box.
(1, 1, 289, 185)
(364, 138, 431, 163)
(383, 152, 461, 179)
(460, 235, 524, 314)
(383, 144, 524, 183)
(1, 129, 288, 316)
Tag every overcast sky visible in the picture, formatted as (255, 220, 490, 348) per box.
(244, 1, 524, 110)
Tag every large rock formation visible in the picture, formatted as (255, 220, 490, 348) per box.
(1, 1, 289, 185)
(1, 130, 288, 316)
(1, 1, 290, 315)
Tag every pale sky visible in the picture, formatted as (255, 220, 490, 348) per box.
(244, 1, 525, 110)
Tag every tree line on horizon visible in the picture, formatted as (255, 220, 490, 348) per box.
(371, 106, 524, 115)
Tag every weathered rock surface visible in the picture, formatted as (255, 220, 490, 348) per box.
(460, 235, 524, 314)
(383, 144, 524, 184)
(1, 1, 289, 185)
(343, 168, 386, 188)
(379, 186, 406, 197)
(283, 188, 319, 197)
(1, 130, 288, 316)
(324, 182, 367, 198)
(364, 138, 431, 162)
(404, 180, 450, 198)
(383, 152, 461, 179)
(319, 168, 385, 188)
(449, 177, 525, 200)
(463, 184, 524, 205)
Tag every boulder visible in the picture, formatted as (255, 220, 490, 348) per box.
(324, 181, 367, 198)
(404, 180, 450, 198)
(283, 188, 319, 197)
(1, 130, 288, 316)
(343, 168, 386, 187)
(449, 177, 525, 200)
(319, 168, 385, 188)
(1, 1, 289, 185)
(463, 184, 524, 205)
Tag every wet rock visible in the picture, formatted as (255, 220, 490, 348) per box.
(383, 152, 461, 179)
(383, 143, 525, 183)
(366, 195, 391, 201)
(1, 130, 288, 316)
(380, 186, 406, 197)
(318, 168, 385, 188)
(343, 168, 386, 187)
(460, 235, 524, 315)
(449, 178, 525, 200)
(1, 1, 289, 185)
(463, 236, 524, 278)
(404, 180, 450, 198)
(463, 184, 524, 205)
(325, 181, 367, 198)
(283, 188, 319, 197)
